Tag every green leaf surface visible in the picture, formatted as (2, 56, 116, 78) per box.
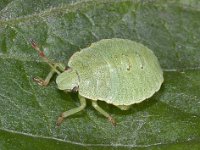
(0, 0, 200, 149)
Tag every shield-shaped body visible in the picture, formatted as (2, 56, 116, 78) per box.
(58, 38, 163, 106)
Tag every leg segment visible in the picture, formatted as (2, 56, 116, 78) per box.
(33, 63, 66, 86)
(56, 95, 87, 126)
(31, 40, 66, 86)
(33, 69, 55, 86)
(92, 101, 116, 126)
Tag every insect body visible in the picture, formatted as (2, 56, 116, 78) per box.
(31, 38, 163, 126)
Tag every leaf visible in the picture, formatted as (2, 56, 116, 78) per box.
(0, 0, 200, 149)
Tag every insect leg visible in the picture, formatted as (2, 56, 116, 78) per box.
(33, 69, 55, 86)
(31, 40, 66, 86)
(92, 101, 116, 126)
(56, 94, 86, 126)
(31, 40, 66, 73)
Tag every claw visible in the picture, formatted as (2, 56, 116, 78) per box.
(108, 116, 116, 126)
(31, 40, 37, 48)
(56, 114, 64, 126)
(33, 77, 48, 86)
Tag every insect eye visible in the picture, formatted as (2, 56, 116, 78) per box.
(65, 67, 72, 72)
(72, 86, 79, 92)
(64, 66, 69, 70)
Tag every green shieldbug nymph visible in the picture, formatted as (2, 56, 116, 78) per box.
(31, 38, 164, 126)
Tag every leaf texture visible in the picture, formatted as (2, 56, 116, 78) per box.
(0, 0, 200, 149)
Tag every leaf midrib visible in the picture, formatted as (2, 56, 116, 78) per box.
(1, 127, 199, 148)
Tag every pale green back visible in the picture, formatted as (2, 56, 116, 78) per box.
(68, 38, 163, 105)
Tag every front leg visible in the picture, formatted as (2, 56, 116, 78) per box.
(33, 63, 66, 86)
(33, 69, 55, 86)
(31, 40, 66, 86)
